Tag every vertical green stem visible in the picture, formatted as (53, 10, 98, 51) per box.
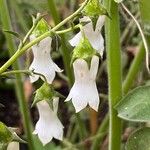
(47, 0, 74, 86)
(123, 43, 145, 94)
(104, 0, 122, 150)
(0, 1, 34, 150)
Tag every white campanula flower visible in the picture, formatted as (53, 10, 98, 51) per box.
(65, 56, 99, 113)
(7, 142, 19, 150)
(33, 98, 64, 145)
(69, 16, 105, 57)
(29, 35, 62, 84)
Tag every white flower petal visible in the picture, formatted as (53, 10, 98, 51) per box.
(72, 93, 88, 113)
(80, 16, 91, 23)
(86, 32, 104, 55)
(53, 63, 63, 73)
(88, 84, 100, 111)
(53, 97, 59, 114)
(73, 59, 89, 80)
(29, 35, 61, 83)
(33, 129, 38, 135)
(69, 32, 82, 47)
(69, 16, 105, 56)
(66, 57, 100, 112)
(7, 142, 19, 150)
(90, 56, 99, 80)
(95, 15, 105, 32)
(34, 100, 63, 145)
(29, 73, 39, 83)
(51, 120, 64, 140)
(35, 120, 53, 145)
(65, 81, 88, 112)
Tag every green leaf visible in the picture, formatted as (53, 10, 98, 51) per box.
(4, 30, 22, 40)
(126, 127, 150, 150)
(116, 85, 150, 122)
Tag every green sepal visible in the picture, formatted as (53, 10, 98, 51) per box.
(8, 128, 26, 143)
(90, 16, 99, 31)
(71, 37, 97, 68)
(0, 122, 25, 147)
(4, 30, 23, 41)
(55, 92, 65, 99)
(82, 0, 109, 30)
(32, 83, 55, 107)
(0, 122, 13, 144)
(32, 19, 50, 37)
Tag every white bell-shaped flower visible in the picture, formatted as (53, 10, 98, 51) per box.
(69, 16, 105, 57)
(7, 142, 19, 150)
(65, 56, 100, 112)
(33, 98, 64, 145)
(29, 35, 62, 84)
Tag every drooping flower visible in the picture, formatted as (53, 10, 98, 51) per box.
(33, 98, 64, 145)
(7, 142, 19, 150)
(65, 55, 99, 112)
(29, 35, 62, 84)
(69, 16, 105, 57)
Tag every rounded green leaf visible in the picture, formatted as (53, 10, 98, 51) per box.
(116, 86, 150, 122)
(126, 127, 150, 150)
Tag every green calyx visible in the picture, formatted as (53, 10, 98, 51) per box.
(0, 122, 13, 144)
(82, 0, 108, 30)
(72, 37, 97, 67)
(0, 122, 25, 147)
(83, 0, 106, 16)
(33, 19, 50, 37)
(32, 83, 55, 106)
